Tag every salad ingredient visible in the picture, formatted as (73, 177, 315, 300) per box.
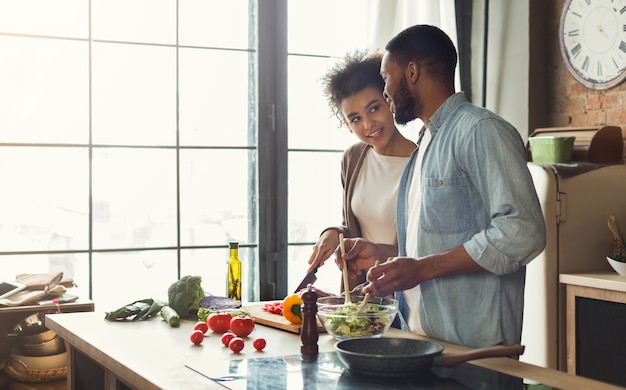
(167, 275, 205, 318)
(199, 295, 241, 310)
(207, 312, 233, 333)
(323, 304, 390, 338)
(190, 330, 204, 345)
(221, 332, 236, 347)
(252, 337, 266, 351)
(197, 308, 250, 322)
(105, 298, 163, 322)
(193, 321, 209, 334)
(282, 294, 303, 324)
(160, 305, 181, 327)
(228, 337, 245, 353)
(230, 316, 254, 337)
(262, 301, 283, 315)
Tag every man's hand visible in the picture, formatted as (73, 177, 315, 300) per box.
(362, 257, 423, 297)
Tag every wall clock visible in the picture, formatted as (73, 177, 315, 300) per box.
(559, 0, 626, 90)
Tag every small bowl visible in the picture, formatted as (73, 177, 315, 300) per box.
(317, 295, 398, 340)
(607, 257, 626, 276)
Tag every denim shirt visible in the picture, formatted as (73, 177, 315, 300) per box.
(396, 93, 546, 348)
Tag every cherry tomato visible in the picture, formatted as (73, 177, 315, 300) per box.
(230, 316, 255, 337)
(252, 337, 266, 351)
(193, 321, 209, 334)
(221, 332, 236, 347)
(190, 329, 204, 345)
(207, 312, 233, 333)
(228, 337, 245, 353)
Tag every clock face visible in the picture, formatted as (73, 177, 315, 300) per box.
(559, 0, 626, 90)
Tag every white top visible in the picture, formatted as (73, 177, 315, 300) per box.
(351, 150, 409, 244)
(404, 128, 432, 336)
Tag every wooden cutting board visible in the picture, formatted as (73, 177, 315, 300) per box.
(243, 301, 325, 334)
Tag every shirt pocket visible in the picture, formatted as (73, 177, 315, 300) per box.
(421, 175, 471, 234)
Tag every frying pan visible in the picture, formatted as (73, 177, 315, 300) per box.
(335, 337, 525, 377)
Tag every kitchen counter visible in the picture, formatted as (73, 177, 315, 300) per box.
(45, 310, 624, 390)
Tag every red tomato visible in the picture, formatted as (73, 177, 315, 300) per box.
(190, 329, 204, 345)
(228, 337, 245, 353)
(230, 316, 255, 337)
(252, 337, 266, 351)
(221, 332, 236, 347)
(207, 312, 233, 333)
(193, 321, 209, 334)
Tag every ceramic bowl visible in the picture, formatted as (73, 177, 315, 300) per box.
(607, 257, 626, 276)
(316, 295, 398, 340)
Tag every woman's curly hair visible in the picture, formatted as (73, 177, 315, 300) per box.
(320, 50, 385, 127)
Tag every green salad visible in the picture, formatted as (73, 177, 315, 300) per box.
(322, 303, 391, 338)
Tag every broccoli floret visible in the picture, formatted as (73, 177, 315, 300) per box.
(167, 275, 205, 318)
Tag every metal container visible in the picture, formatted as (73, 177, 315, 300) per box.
(19, 335, 66, 357)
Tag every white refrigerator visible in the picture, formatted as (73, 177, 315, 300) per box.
(521, 162, 626, 370)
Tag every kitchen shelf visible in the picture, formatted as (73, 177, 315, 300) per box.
(0, 298, 94, 389)
(560, 271, 626, 387)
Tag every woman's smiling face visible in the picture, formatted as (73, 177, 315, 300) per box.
(340, 86, 397, 153)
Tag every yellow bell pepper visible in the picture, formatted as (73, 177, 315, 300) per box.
(282, 294, 303, 325)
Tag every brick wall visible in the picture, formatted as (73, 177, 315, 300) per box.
(546, 0, 626, 159)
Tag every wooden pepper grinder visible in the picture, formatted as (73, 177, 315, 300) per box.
(300, 284, 319, 355)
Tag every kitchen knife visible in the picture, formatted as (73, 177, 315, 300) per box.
(293, 268, 317, 293)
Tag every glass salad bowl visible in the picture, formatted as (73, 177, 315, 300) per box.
(316, 295, 398, 340)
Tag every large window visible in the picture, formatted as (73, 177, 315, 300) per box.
(0, 1, 435, 308)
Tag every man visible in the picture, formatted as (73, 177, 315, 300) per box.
(339, 25, 546, 348)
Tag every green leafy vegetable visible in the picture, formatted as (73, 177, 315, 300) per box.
(323, 304, 390, 338)
(104, 298, 164, 322)
(197, 307, 251, 322)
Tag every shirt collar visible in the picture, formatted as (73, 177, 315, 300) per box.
(427, 92, 467, 136)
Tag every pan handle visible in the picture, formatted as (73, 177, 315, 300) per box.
(436, 344, 525, 368)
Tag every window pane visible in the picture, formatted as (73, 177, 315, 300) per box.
(181, 246, 254, 301)
(179, 0, 251, 49)
(179, 48, 253, 147)
(92, 250, 177, 309)
(180, 149, 255, 246)
(0, 147, 89, 252)
(92, 43, 176, 146)
(0, 253, 90, 301)
(92, 148, 177, 249)
(288, 0, 375, 56)
(0, 37, 89, 144)
(288, 151, 342, 243)
(288, 55, 356, 150)
(0, 0, 88, 38)
(92, 0, 176, 44)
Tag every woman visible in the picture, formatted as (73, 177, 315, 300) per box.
(306, 50, 416, 294)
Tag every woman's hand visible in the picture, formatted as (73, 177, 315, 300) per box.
(306, 229, 340, 273)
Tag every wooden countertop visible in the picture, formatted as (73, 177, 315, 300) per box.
(45, 310, 625, 390)
(560, 271, 626, 292)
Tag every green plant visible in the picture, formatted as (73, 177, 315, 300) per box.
(611, 225, 626, 263)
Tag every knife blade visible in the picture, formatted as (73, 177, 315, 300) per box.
(293, 267, 318, 293)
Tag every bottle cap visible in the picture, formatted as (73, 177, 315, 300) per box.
(229, 241, 239, 249)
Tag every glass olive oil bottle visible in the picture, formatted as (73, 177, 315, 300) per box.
(227, 241, 242, 302)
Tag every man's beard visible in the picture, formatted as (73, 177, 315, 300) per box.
(393, 76, 418, 125)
